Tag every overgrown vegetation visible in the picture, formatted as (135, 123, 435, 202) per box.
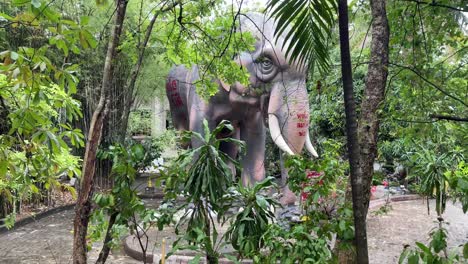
(0, 0, 467, 263)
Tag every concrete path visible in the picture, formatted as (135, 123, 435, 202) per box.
(0, 209, 138, 264)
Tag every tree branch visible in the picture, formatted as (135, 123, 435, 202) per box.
(399, 0, 468, 12)
(389, 62, 468, 107)
(430, 114, 468, 122)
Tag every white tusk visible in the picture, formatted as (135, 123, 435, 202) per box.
(305, 130, 319, 158)
(268, 114, 294, 155)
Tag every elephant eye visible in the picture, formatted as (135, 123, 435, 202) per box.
(255, 56, 277, 82)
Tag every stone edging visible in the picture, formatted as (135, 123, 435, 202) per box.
(0, 203, 76, 235)
(123, 233, 154, 263)
(138, 191, 165, 199)
(368, 194, 422, 210)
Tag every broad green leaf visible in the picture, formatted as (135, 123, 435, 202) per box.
(0, 160, 8, 177)
(31, 0, 41, 8)
(10, 51, 19, 60)
(463, 242, 468, 259)
(12, 0, 30, 6)
(407, 253, 419, 264)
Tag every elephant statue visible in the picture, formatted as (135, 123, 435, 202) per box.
(165, 12, 318, 205)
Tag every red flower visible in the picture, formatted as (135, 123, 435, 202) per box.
(371, 185, 377, 193)
(306, 170, 323, 179)
(301, 170, 325, 202)
(382, 180, 388, 187)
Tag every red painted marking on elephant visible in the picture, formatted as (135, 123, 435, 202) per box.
(166, 79, 177, 91)
(296, 113, 307, 120)
(298, 131, 306, 137)
(166, 79, 183, 107)
(297, 122, 306, 128)
(172, 95, 183, 107)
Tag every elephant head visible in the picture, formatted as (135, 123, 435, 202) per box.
(166, 13, 318, 205)
(224, 13, 318, 158)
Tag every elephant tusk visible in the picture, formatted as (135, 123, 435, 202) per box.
(305, 130, 319, 158)
(268, 114, 295, 155)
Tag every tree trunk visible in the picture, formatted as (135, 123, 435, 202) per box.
(358, 0, 390, 218)
(337, 0, 368, 263)
(120, 2, 178, 140)
(95, 211, 118, 264)
(72, 1, 128, 263)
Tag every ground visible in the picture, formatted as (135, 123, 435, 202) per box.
(0, 200, 466, 263)
(367, 200, 468, 264)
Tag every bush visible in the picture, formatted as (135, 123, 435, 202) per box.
(128, 109, 152, 136)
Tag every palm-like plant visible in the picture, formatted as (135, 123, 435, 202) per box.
(220, 177, 280, 258)
(266, 0, 337, 72)
(164, 120, 245, 263)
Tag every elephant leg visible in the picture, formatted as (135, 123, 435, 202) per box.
(240, 111, 265, 186)
(279, 153, 296, 206)
(188, 94, 207, 148)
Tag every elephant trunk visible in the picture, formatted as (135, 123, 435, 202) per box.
(268, 79, 318, 157)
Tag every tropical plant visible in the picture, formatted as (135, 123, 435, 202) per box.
(445, 161, 468, 213)
(399, 219, 468, 264)
(407, 142, 465, 215)
(254, 223, 333, 264)
(220, 176, 280, 258)
(163, 120, 245, 263)
(91, 141, 161, 263)
(266, 0, 337, 73)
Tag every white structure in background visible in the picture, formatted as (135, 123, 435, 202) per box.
(151, 96, 169, 137)
(141, 157, 165, 174)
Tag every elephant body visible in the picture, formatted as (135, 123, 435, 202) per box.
(166, 13, 317, 205)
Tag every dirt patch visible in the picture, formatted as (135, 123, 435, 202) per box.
(14, 191, 75, 222)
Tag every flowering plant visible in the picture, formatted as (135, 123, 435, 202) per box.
(301, 170, 325, 201)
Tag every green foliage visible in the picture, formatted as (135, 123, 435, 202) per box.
(286, 138, 348, 203)
(400, 222, 467, 264)
(0, 76, 83, 227)
(167, 120, 244, 205)
(266, 0, 337, 73)
(0, 0, 99, 225)
(445, 161, 468, 213)
(162, 4, 256, 98)
(89, 141, 161, 247)
(254, 223, 332, 264)
(407, 140, 465, 215)
(220, 177, 279, 258)
(128, 109, 152, 136)
(150, 129, 177, 151)
(244, 138, 353, 263)
(163, 120, 245, 262)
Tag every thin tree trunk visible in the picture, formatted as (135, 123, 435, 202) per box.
(337, 0, 368, 263)
(72, 1, 128, 263)
(120, 2, 178, 140)
(359, 0, 389, 217)
(95, 211, 118, 264)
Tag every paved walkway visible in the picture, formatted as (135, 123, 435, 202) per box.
(0, 209, 138, 264)
(0, 199, 466, 263)
(367, 200, 468, 263)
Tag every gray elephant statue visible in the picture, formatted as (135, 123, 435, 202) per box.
(165, 12, 318, 205)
